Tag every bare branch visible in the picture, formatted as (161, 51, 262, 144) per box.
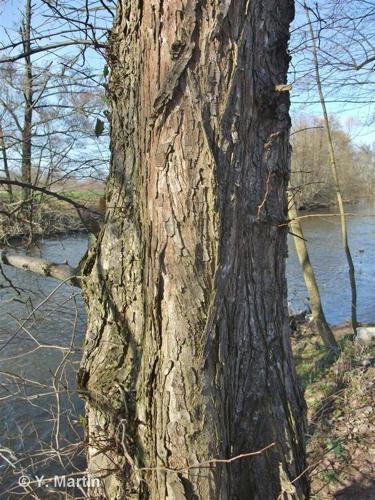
(0, 251, 81, 287)
(356, 54, 375, 70)
(0, 40, 107, 64)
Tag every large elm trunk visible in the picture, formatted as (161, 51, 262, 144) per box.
(78, 1, 308, 498)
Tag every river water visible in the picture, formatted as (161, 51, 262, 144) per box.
(287, 202, 375, 324)
(0, 203, 374, 493)
(0, 236, 87, 495)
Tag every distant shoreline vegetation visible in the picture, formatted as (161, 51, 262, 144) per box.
(291, 117, 375, 210)
(0, 180, 104, 245)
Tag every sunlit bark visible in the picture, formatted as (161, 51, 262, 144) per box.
(79, 2, 308, 498)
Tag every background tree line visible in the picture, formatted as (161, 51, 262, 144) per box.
(291, 117, 375, 209)
(0, 0, 111, 242)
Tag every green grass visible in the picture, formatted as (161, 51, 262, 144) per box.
(327, 438, 348, 463)
(320, 470, 340, 484)
(0, 191, 13, 201)
(294, 335, 354, 390)
(295, 343, 338, 389)
(59, 190, 102, 202)
(0, 189, 102, 204)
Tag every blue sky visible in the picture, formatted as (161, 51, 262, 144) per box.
(1, 0, 374, 147)
(290, 1, 375, 146)
(0, 0, 108, 71)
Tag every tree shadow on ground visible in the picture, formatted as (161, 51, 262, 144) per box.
(334, 478, 375, 499)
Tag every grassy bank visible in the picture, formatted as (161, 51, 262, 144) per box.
(292, 321, 375, 499)
(0, 190, 103, 244)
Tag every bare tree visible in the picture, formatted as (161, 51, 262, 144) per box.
(75, 1, 308, 498)
(290, 0, 375, 123)
(288, 189, 337, 348)
(0, 120, 13, 201)
(21, 0, 33, 204)
(290, 117, 374, 209)
(0, 0, 112, 241)
(1, 0, 310, 498)
(305, 3, 358, 336)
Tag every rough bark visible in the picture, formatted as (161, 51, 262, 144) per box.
(288, 192, 337, 348)
(79, 1, 308, 499)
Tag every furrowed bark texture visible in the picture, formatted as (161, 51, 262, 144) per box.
(79, 1, 308, 498)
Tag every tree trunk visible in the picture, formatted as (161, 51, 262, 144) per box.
(0, 122, 13, 201)
(305, 6, 357, 336)
(21, 0, 33, 205)
(79, 1, 308, 498)
(288, 192, 337, 348)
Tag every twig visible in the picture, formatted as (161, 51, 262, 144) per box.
(138, 442, 275, 473)
(257, 171, 272, 219)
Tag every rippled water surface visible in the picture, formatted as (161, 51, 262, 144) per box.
(287, 202, 375, 324)
(0, 203, 374, 493)
(0, 234, 87, 494)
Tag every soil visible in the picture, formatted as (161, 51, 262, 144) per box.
(291, 315, 375, 499)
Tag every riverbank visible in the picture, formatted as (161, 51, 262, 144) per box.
(296, 197, 365, 212)
(0, 196, 103, 245)
(291, 319, 375, 498)
(0, 226, 373, 496)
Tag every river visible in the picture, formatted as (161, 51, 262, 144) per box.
(287, 202, 375, 324)
(0, 236, 87, 495)
(0, 203, 374, 494)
